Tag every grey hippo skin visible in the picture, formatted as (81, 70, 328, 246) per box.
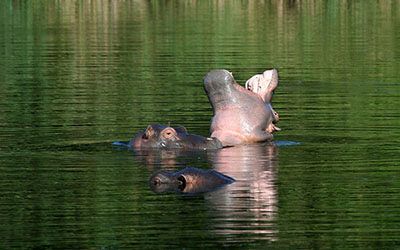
(149, 167, 235, 194)
(130, 124, 223, 150)
(203, 69, 280, 147)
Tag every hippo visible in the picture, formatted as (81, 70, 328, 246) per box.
(203, 69, 280, 147)
(245, 69, 280, 127)
(130, 124, 223, 150)
(149, 167, 235, 194)
(245, 69, 279, 103)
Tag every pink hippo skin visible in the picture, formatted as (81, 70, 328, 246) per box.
(245, 69, 281, 133)
(203, 69, 280, 147)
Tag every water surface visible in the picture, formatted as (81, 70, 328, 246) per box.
(1, 0, 399, 248)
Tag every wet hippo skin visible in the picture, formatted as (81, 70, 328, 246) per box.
(245, 69, 281, 131)
(203, 69, 280, 147)
(245, 69, 278, 103)
(149, 167, 235, 194)
(130, 124, 223, 150)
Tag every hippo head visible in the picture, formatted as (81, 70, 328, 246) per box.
(245, 69, 280, 133)
(130, 124, 185, 149)
(245, 69, 279, 103)
(149, 170, 185, 193)
(149, 167, 235, 194)
(203, 69, 238, 110)
(130, 124, 223, 150)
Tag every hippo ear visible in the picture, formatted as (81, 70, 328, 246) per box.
(160, 127, 178, 140)
(144, 125, 155, 139)
(174, 125, 188, 134)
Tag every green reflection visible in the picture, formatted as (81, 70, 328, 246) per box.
(0, 0, 399, 248)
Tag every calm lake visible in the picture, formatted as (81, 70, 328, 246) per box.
(1, 0, 399, 248)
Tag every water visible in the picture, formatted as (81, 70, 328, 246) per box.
(1, 0, 399, 248)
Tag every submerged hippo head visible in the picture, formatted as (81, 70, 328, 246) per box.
(130, 124, 223, 150)
(149, 167, 235, 194)
(149, 170, 185, 193)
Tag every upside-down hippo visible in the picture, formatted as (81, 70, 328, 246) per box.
(130, 124, 223, 150)
(203, 69, 280, 147)
(149, 167, 235, 194)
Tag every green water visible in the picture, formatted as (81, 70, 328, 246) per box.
(1, 0, 399, 248)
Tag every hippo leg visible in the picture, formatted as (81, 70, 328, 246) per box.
(266, 123, 281, 133)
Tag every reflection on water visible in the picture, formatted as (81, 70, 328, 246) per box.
(206, 144, 279, 242)
(1, 0, 399, 248)
(132, 143, 279, 242)
(132, 148, 214, 171)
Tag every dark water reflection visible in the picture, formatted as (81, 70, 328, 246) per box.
(1, 0, 400, 248)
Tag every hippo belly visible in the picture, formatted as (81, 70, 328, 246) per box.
(210, 105, 274, 146)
